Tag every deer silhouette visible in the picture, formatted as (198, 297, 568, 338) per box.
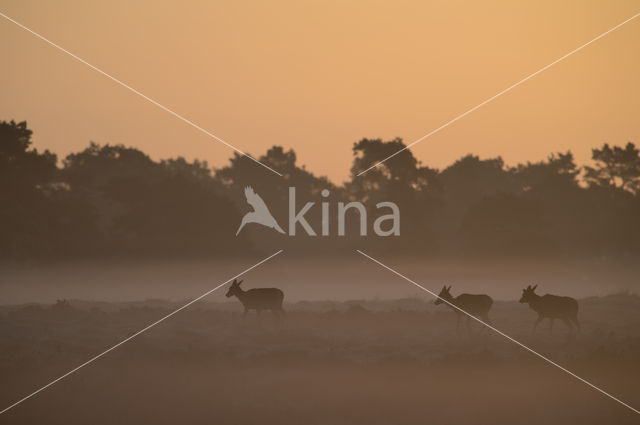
(519, 284, 580, 334)
(434, 285, 493, 332)
(225, 279, 285, 317)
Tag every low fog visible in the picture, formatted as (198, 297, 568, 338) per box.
(2, 257, 638, 305)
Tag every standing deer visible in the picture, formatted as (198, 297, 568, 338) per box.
(519, 284, 580, 334)
(225, 279, 285, 317)
(434, 285, 493, 332)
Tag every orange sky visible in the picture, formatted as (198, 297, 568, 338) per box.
(1, 0, 638, 183)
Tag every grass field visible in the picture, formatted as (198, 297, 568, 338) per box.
(1, 294, 639, 424)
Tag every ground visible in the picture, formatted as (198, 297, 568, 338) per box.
(1, 294, 640, 424)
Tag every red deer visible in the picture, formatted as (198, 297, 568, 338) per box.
(519, 284, 580, 334)
(225, 279, 285, 317)
(434, 285, 493, 332)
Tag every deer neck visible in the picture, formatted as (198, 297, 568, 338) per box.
(442, 294, 458, 310)
(234, 289, 249, 305)
(527, 293, 543, 311)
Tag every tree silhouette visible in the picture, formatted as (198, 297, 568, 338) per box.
(514, 151, 579, 192)
(1, 119, 639, 259)
(348, 138, 439, 201)
(0, 120, 57, 193)
(584, 142, 640, 194)
(0, 120, 101, 257)
(63, 143, 247, 256)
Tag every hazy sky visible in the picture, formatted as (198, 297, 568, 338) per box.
(1, 0, 638, 183)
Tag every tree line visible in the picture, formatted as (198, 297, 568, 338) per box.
(1, 119, 639, 259)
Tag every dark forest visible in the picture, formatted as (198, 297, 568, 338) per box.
(2, 119, 639, 259)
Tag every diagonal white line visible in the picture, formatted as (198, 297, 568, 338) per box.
(0, 11, 283, 177)
(356, 249, 640, 415)
(0, 249, 283, 416)
(357, 12, 640, 177)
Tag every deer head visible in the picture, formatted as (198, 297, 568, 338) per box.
(435, 285, 452, 305)
(519, 284, 538, 303)
(226, 279, 244, 298)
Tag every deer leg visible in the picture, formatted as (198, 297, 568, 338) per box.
(562, 318, 573, 333)
(572, 316, 581, 333)
(549, 318, 554, 333)
(465, 316, 471, 333)
(532, 316, 543, 334)
(243, 308, 249, 318)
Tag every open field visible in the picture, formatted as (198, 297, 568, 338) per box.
(1, 294, 639, 424)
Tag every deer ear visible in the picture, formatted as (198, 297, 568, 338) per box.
(447, 285, 452, 291)
(532, 284, 537, 290)
(237, 280, 243, 286)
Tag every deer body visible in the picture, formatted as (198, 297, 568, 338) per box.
(226, 279, 285, 317)
(435, 286, 493, 332)
(519, 285, 579, 334)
